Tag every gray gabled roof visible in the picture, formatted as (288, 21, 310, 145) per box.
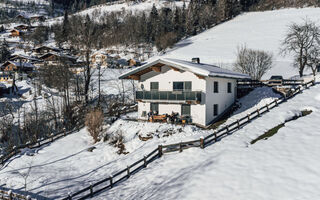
(119, 58, 250, 79)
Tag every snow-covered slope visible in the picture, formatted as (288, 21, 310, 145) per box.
(96, 82, 320, 200)
(0, 86, 281, 198)
(163, 7, 320, 79)
(47, 0, 187, 25)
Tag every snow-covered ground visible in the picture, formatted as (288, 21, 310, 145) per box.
(0, 85, 284, 198)
(46, 0, 188, 25)
(95, 81, 320, 200)
(161, 7, 320, 79)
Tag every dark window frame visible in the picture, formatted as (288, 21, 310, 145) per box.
(214, 81, 219, 93)
(227, 82, 232, 93)
(150, 82, 159, 90)
(173, 81, 192, 91)
(213, 104, 218, 116)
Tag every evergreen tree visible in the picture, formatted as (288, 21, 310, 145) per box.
(0, 39, 11, 63)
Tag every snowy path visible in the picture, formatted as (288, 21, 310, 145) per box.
(95, 84, 320, 200)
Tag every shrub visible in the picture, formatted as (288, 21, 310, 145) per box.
(85, 108, 104, 143)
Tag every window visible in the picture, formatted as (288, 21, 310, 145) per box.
(150, 103, 159, 113)
(213, 104, 218, 116)
(181, 104, 191, 116)
(227, 82, 232, 93)
(141, 111, 147, 117)
(150, 82, 159, 90)
(214, 81, 219, 93)
(173, 81, 192, 91)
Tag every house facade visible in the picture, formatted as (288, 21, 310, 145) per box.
(119, 58, 250, 126)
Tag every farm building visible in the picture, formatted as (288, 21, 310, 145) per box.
(119, 58, 250, 126)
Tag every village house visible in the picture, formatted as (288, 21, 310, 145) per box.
(30, 15, 46, 23)
(90, 52, 108, 68)
(127, 58, 141, 67)
(119, 58, 250, 127)
(33, 46, 61, 55)
(1, 61, 35, 73)
(9, 54, 40, 63)
(10, 29, 22, 37)
(39, 52, 77, 66)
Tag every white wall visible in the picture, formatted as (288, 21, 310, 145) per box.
(138, 65, 207, 125)
(139, 65, 206, 91)
(205, 77, 237, 125)
(137, 65, 237, 126)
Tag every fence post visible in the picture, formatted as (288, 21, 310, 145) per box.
(127, 166, 130, 178)
(214, 131, 218, 142)
(247, 114, 250, 121)
(64, 128, 66, 136)
(68, 192, 72, 200)
(266, 104, 269, 112)
(158, 145, 163, 157)
(143, 156, 147, 167)
(13, 146, 17, 155)
(89, 183, 93, 197)
(200, 137, 204, 149)
(38, 141, 41, 147)
(257, 108, 260, 116)
(110, 175, 113, 188)
(179, 142, 183, 152)
(237, 119, 240, 129)
(274, 99, 278, 106)
(8, 190, 12, 200)
(226, 125, 230, 135)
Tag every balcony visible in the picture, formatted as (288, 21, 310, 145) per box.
(136, 90, 202, 103)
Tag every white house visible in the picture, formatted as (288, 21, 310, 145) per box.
(119, 58, 250, 127)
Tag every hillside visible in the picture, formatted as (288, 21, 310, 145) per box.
(96, 77, 320, 200)
(46, 0, 188, 25)
(162, 7, 320, 79)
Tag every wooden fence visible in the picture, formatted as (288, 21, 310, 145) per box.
(237, 79, 304, 87)
(62, 147, 160, 200)
(0, 189, 30, 200)
(63, 80, 315, 199)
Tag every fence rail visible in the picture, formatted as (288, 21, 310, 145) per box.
(237, 79, 305, 87)
(63, 80, 315, 199)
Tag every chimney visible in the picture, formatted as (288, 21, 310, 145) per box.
(192, 57, 200, 64)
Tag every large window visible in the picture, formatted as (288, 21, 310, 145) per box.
(150, 103, 159, 113)
(181, 104, 191, 116)
(150, 82, 159, 90)
(173, 81, 192, 91)
(213, 104, 218, 116)
(214, 81, 219, 93)
(227, 82, 232, 93)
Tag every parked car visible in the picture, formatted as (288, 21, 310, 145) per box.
(268, 75, 283, 86)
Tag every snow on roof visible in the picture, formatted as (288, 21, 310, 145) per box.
(10, 54, 40, 61)
(3, 61, 35, 68)
(119, 58, 250, 79)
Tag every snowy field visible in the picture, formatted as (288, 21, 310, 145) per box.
(162, 7, 320, 79)
(0, 85, 284, 198)
(95, 80, 320, 200)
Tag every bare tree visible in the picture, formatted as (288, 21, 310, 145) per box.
(234, 45, 273, 80)
(281, 19, 320, 77)
(306, 44, 320, 79)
